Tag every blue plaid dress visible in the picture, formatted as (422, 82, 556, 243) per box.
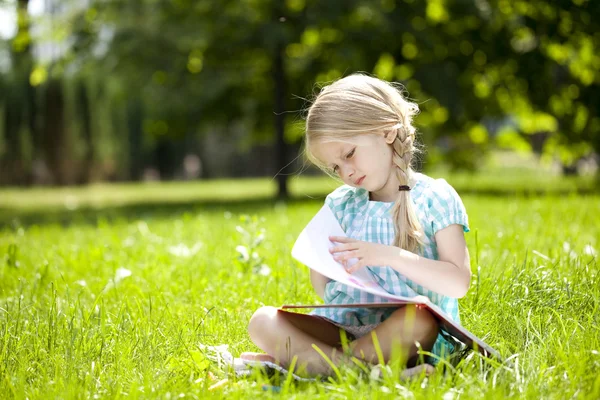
(311, 172, 470, 362)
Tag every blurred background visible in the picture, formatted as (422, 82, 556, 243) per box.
(0, 0, 599, 199)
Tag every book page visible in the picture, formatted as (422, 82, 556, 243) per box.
(291, 204, 422, 304)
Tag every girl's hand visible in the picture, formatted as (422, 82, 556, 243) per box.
(328, 236, 398, 273)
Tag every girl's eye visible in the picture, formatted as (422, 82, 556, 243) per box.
(332, 165, 339, 174)
(346, 149, 355, 159)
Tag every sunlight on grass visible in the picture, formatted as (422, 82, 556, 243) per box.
(0, 180, 599, 398)
(0, 171, 596, 220)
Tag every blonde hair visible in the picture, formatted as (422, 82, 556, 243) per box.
(305, 73, 424, 253)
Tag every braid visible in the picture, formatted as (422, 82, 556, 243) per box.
(390, 125, 424, 252)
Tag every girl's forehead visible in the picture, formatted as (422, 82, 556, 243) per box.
(315, 135, 377, 148)
(309, 141, 347, 165)
(310, 135, 378, 163)
(313, 139, 354, 155)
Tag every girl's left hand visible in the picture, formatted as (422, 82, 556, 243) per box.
(329, 236, 398, 273)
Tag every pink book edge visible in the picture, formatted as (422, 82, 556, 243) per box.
(280, 302, 502, 362)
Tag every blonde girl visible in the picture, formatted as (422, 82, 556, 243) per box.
(242, 73, 471, 378)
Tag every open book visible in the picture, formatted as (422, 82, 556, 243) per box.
(286, 204, 501, 361)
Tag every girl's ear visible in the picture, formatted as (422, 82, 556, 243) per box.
(384, 128, 398, 144)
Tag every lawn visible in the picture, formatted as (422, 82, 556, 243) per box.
(0, 175, 599, 399)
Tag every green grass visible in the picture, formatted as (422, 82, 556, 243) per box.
(0, 171, 597, 222)
(1, 177, 599, 398)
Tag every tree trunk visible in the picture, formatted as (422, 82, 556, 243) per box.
(273, 42, 289, 199)
(0, 0, 33, 186)
(127, 97, 144, 181)
(42, 78, 68, 185)
(77, 80, 94, 184)
(155, 137, 177, 180)
(1, 89, 25, 185)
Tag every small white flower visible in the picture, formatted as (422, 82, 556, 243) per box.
(258, 264, 271, 276)
(236, 245, 249, 262)
(584, 244, 597, 256)
(114, 267, 132, 283)
(569, 250, 578, 259)
(168, 243, 203, 258)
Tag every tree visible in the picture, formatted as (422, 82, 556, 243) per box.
(1, 0, 36, 185)
(488, 0, 600, 172)
(7, 0, 596, 189)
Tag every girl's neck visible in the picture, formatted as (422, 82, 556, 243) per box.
(368, 192, 394, 203)
(368, 169, 415, 202)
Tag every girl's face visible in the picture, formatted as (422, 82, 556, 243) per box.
(311, 132, 400, 201)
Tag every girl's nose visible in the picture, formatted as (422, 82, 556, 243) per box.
(344, 167, 355, 180)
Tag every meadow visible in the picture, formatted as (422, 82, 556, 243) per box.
(0, 173, 599, 399)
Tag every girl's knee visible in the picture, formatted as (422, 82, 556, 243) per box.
(416, 308, 440, 349)
(390, 306, 439, 348)
(248, 306, 279, 339)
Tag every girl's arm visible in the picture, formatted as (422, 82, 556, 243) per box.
(310, 269, 331, 300)
(330, 224, 471, 298)
(387, 224, 471, 298)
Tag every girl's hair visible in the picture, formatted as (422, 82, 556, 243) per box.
(305, 73, 424, 253)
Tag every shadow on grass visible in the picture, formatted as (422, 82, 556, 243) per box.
(0, 195, 325, 229)
(2, 185, 599, 229)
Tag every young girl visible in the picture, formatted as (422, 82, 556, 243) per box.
(242, 73, 471, 378)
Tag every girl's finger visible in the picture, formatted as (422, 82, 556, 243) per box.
(329, 236, 354, 243)
(347, 261, 363, 274)
(329, 244, 359, 254)
(336, 250, 359, 262)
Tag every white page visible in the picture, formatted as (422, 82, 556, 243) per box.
(291, 205, 421, 304)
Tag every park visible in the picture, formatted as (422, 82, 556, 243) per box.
(1, 0, 599, 398)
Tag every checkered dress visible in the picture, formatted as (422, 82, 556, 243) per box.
(311, 172, 470, 362)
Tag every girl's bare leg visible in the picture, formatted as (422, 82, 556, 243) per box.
(350, 304, 439, 365)
(244, 307, 348, 375)
(244, 305, 439, 377)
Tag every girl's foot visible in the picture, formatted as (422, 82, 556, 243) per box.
(241, 352, 435, 380)
(371, 363, 435, 381)
(399, 363, 435, 379)
(240, 352, 277, 363)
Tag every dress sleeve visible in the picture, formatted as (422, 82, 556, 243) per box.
(427, 179, 470, 234)
(324, 185, 356, 231)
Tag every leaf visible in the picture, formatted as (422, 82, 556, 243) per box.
(190, 350, 211, 371)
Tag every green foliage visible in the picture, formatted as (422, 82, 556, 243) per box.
(6, 243, 19, 268)
(2, 0, 600, 181)
(234, 215, 270, 275)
